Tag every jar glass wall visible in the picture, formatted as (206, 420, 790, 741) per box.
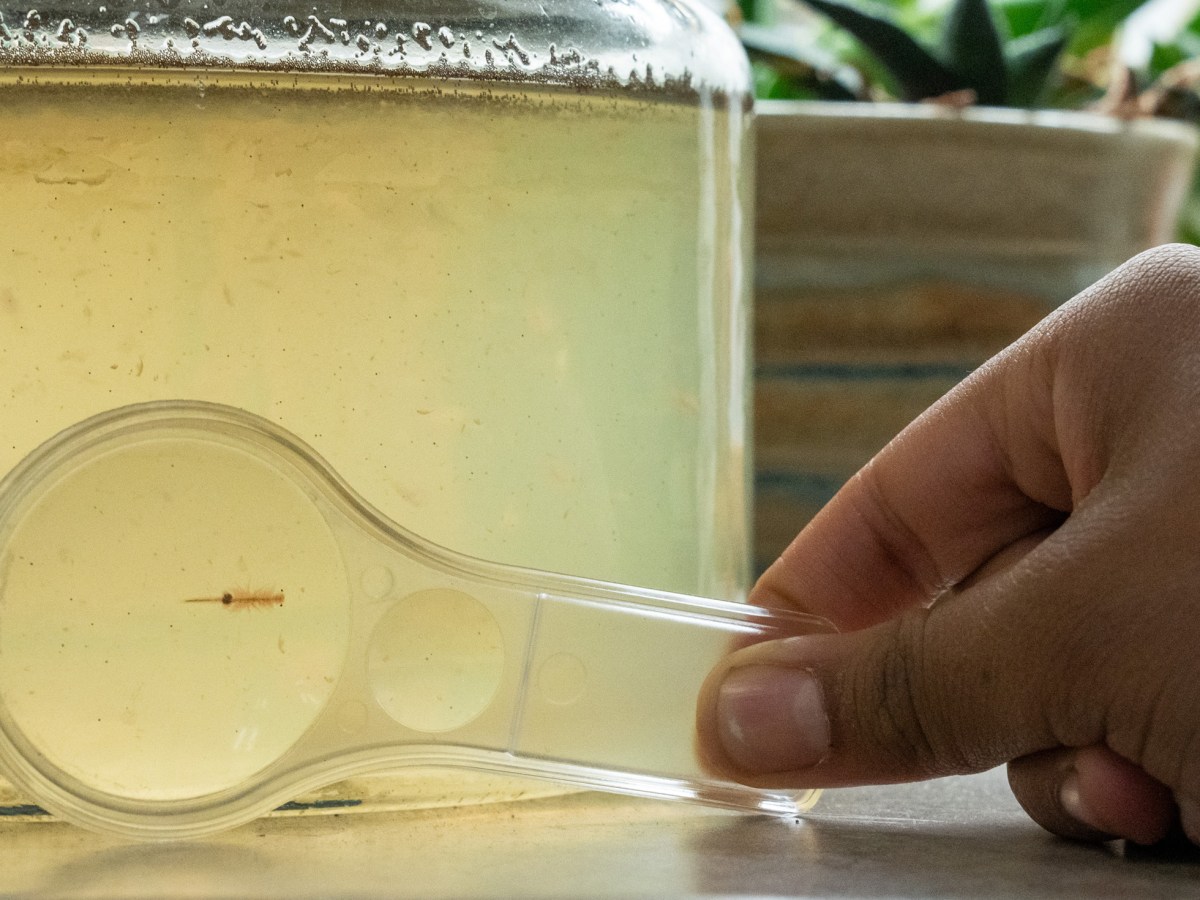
(0, 0, 753, 813)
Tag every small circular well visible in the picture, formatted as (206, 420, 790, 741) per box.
(366, 588, 504, 734)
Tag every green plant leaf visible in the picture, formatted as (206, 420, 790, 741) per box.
(1061, 0, 1152, 54)
(1149, 42, 1188, 81)
(801, 0, 962, 100)
(993, 0, 1054, 39)
(942, 0, 1008, 105)
(870, 0, 943, 43)
(751, 59, 859, 100)
(740, 22, 844, 71)
(738, 0, 769, 24)
(1005, 25, 1069, 107)
(741, 25, 862, 99)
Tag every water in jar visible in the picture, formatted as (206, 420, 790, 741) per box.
(0, 66, 752, 806)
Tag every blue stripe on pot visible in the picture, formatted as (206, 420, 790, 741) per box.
(754, 469, 849, 575)
(755, 469, 845, 501)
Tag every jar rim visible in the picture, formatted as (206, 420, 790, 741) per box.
(0, 0, 750, 97)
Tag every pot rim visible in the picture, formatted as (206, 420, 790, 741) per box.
(756, 98, 1200, 147)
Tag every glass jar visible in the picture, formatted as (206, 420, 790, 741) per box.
(0, 0, 753, 813)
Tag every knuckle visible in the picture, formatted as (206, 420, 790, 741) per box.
(1053, 243, 1200, 340)
(845, 613, 974, 777)
(1126, 242, 1200, 284)
(1036, 242, 1200, 446)
(1105, 243, 1200, 328)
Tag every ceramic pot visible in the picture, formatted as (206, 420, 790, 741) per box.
(753, 101, 1200, 570)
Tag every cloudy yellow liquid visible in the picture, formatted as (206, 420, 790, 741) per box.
(0, 69, 751, 597)
(0, 69, 752, 807)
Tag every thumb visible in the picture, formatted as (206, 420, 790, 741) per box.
(696, 560, 1073, 787)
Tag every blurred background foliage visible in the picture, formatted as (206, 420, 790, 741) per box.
(735, 0, 1200, 241)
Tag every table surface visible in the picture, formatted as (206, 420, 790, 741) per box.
(0, 768, 1197, 898)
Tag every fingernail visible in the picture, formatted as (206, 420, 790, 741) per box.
(1060, 771, 1106, 834)
(716, 666, 830, 774)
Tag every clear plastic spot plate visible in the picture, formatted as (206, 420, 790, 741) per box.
(0, 401, 822, 839)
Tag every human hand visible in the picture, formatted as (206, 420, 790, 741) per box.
(697, 244, 1200, 846)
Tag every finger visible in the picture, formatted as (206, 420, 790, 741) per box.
(695, 611, 1042, 786)
(1008, 745, 1175, 846)
(750, 246, 1199, 631)
(753, 328, 1072, 631)
(698, 510, 1117, 787)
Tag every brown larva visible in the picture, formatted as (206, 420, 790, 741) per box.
(185, 590, 285, 609)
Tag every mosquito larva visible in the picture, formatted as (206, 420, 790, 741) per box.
(185, 590, 285, 609)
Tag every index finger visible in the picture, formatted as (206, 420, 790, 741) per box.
(753, 326, 1073, 631)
